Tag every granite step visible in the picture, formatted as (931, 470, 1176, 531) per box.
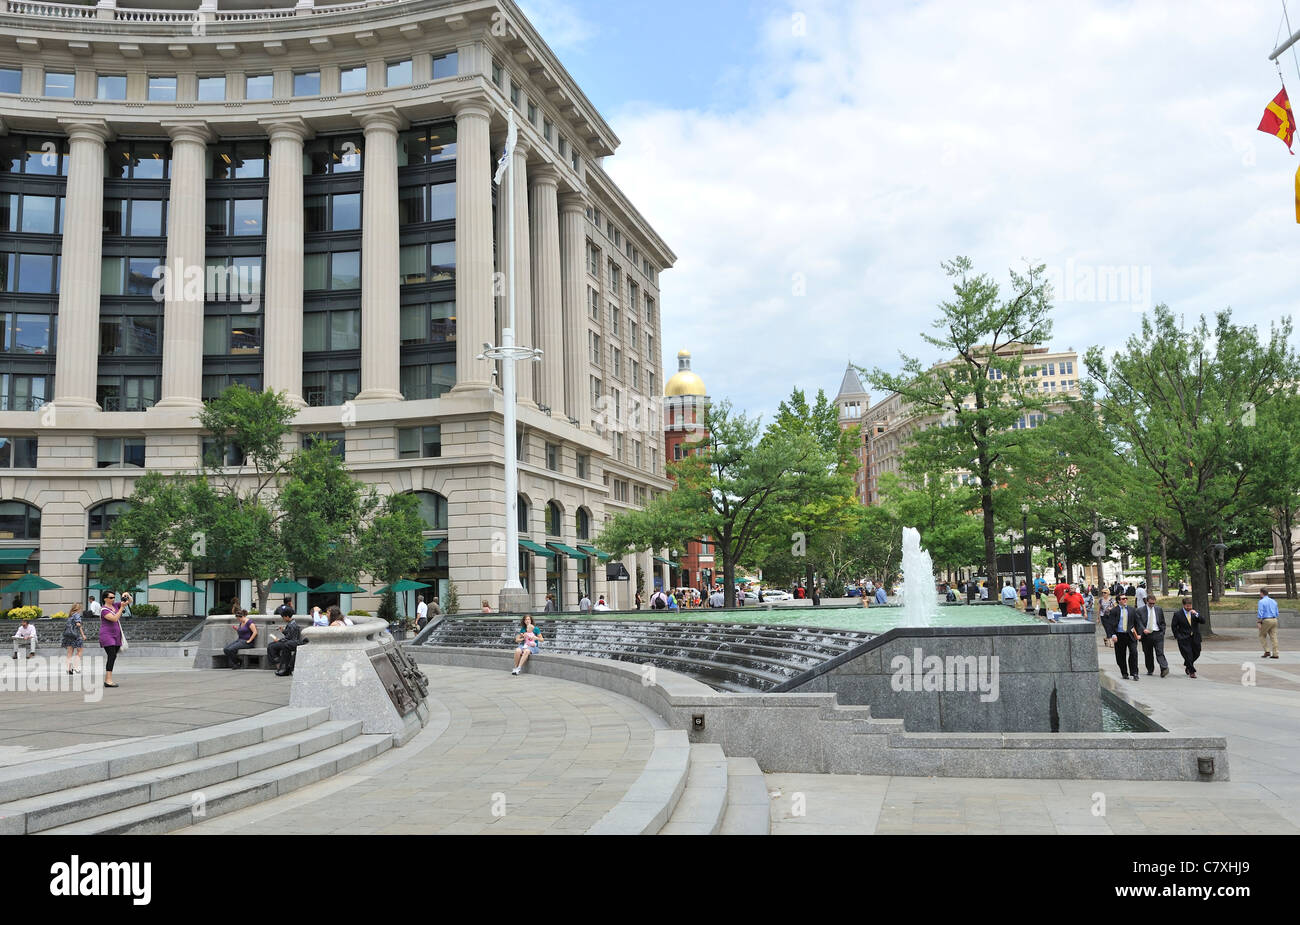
(39, 734, 393, 835)
(718, 758, 770, 835)
(0, 706, 331, 807)
(0, 720, 364, 835)
(587, 729, 691, 835)
(659, 743, 729, 835)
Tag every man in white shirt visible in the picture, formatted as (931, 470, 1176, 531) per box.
(579, 593, 592, 612)
(1135, 584, 1147, 610)
(416, 595, 429, 629)
(12, 619, 36, 658)
(1000, 582, 1016, 606)
(88, 596, 102, 617)
(709, 587, 725, 608)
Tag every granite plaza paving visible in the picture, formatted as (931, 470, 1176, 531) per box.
(3, 624, 1296, 835)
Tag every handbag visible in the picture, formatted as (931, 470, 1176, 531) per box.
(120, 626, 129, 651)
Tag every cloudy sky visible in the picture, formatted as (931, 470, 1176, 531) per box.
(521, 0, 1300, 421)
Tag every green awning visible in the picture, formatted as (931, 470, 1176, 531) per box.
(653, 556, 681, 568)
(578, 544, 613, 562)
(519, 539, 556, 557)
(0, 548, 36, 565)
(546, 542, 589, 559)
(423, 537, 445, 555)
(78, 548, 103, 565)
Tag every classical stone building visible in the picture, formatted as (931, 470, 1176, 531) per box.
(0, 0, 675, 615)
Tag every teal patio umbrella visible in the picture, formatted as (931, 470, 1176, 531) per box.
(269, 579, 312, 594)
(1, 574, 61, 593)
(309, 581, 365, 594)
(149, 579, 204, 594)
(373, 579, 431, 594)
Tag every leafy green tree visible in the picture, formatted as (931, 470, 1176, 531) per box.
(1084, 306, 1298, 629)
(878, 472, 984, 580)
(1242, 387, 1300, 598)
(361, 491, 427, 595)
(864, 256, 1054, 590)
(598, 400, 829, 607)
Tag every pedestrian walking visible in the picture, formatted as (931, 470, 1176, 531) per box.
(1170, 597, 1205, 678)
(416, 594, 428, 629)
(543, 593, 557, 613)
(1258, 588, 1280, 659)
(1102, 593, 1140, 680)
(61, 603, 87, 674)
(1137, 596, 1169, 677)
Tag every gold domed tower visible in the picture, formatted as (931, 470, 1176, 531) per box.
(663, 350, 709, 436)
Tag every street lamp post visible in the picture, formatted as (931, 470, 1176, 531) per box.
(1021, 503, 1031, 610)
(480, 111, 542, 614)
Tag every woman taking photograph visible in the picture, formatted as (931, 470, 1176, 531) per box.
(62, 603, 87, 675)
(98, 592, 123, 688)
(511, 615, 543, 675)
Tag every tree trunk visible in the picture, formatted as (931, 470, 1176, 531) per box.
(980, 480, 998, 590)
(1160, 534, 1169, 594)
(1093, 517, 1105, 598)
(256, 581, 268, 615)
(1279, 508, 1297, 600)
(1188, 530, 1212, 634)
(1143, 528, 1153, 598)
(1211, 530, 1225, 603)
(722, 546, 735, 608)
(805, 561, 815, 605)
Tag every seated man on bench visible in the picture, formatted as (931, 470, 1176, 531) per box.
(267, 600, 305, 677)
(11, 618, 36, 659)
(223, 609, 258, 669)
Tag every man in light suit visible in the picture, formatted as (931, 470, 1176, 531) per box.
(1102, 593, 1141, 680)
(1136, 597, 1169, 678)
(1170, 596, 1205, 678)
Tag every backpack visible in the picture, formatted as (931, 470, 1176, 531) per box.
(651, 592, 667, 610)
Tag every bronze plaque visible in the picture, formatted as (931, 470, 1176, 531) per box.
(369, 643, 429, 716)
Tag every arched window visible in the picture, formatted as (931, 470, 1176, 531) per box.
(88, 500, 130, 540)
(0, 501, 40, 540)
(411, 491, 448, 531)
(518, 494, 530, 533)
(547, 501, 562, 537)
(575, 507, 591, 541)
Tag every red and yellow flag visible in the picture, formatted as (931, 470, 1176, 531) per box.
(1259, 87, 1295, 153)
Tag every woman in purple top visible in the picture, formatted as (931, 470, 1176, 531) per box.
(223, 609, 258, 669)
(98, 592, 123, 688)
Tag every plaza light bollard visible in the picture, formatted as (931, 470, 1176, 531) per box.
(288, 617, 430, 746)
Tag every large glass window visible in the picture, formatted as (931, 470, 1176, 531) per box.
(0, 501, 40, 539)
(0, 69, 20, 95)
(0, 437, 38, 469)
(399, 300, 455, 345)
(97, 75, 127, 100)
(95, 438, 146, 468)
(0, 374, 49, 411)
(207, 141, 268, 180)
(304, 135, 363, 175)
(88, 500, 130, 539)
(303, 309, 360, 351)
(2, 313, 53, 355)
(431, 52, 458, 79)
(97, 377, 158, 412)
(203, 256, 262, 300)
(197, 76, 227, 101)
(399, 363, 454, 400)
(303, 370, 359, 408)
(293, 71, 321, 97)
(100, 255, 163, 297)
(202, 315, 261, 356)
(100, 317, 161, 356)
(386, 59, 412, 87)
(44, 72, 74, 98)
(304, 192, 360, 232)
(105, 140, 170, 180)
(398, 425, 441, 459)
(1, 195, 59, 234)
(11, 253, 57, 294)
(301, 431, 345, 459)
(412, 491, 448, 530)
(339, 65, 367, 94)
(245, 74, 273, 100)
(397, 124, 456, 165)
(148, 76, 178, 101)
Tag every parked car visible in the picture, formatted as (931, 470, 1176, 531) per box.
(844, 586, 862, 597)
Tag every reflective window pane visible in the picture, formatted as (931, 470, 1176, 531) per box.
(246, 74, 273, 100)
(103, 199, 125, 235)
(13, 314, 50, 354)
(0, 68, 20, 95)
(16, 253, 54, 293)
(332, 192, 360, 231)
(126, 257, 160, 296)
(129, 200, 164, 237)
(205, 199, 227, 235)
(148, 76, 177, 101)
(331, 309, 360, 350)
(293, 71, 320, 97)
(429, 182, 455, 221)
(340, 65, 367, 94)
(21, 196, 56, 234)
(302, 313, 326, 352)
(432, 52, 458, 80)
(387, 59, 412, 87)
(330, 251, 360, 289)
(45, 72, 74, 98)
(231, 199, 262, 235)
(303, 253, 327, 290)
(197, 76, 226, 101)
(233, 142, 266, 179)
(97, 75, 127, 100)
(203, 316, 225, 355)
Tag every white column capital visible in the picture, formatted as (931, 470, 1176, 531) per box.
(261, 117, 313, 143)
(356, 106, 407, 134)
(558, 190, 588, 214)
(160, 120, 213, 147)
(57, 118, 113, 146)
(529, 162, 560, 188)
(449, 95, 493, 122)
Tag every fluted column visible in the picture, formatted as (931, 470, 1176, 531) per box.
(356, 108, 404, 402)
(451, 99, 495, 391)
(156, 122, 211, 409)
(529, 165, 564, 413)
(262, 119, 310, 407)
(558, 192, 589, 425)
(509, 143, 535, 406)
(53, 120, 112, 410)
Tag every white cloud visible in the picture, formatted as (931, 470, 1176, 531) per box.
(516, 0, 598, 51)
(602, 0, 1300, 421)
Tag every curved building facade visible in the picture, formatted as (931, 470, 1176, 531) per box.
(0, 0, 674, 613)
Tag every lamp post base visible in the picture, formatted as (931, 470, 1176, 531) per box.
(498, 586, 532, 614)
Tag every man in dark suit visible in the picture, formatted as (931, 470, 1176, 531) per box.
(1136, 598, 1169, 677)
(1102, 593, 1141, 680)
(1170, 596, 1205, 678)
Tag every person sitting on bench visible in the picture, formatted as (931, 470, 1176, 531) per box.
(11, 618, 36, 659)
(224, 609, 258, 668)
(267, 601, 305, 677)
